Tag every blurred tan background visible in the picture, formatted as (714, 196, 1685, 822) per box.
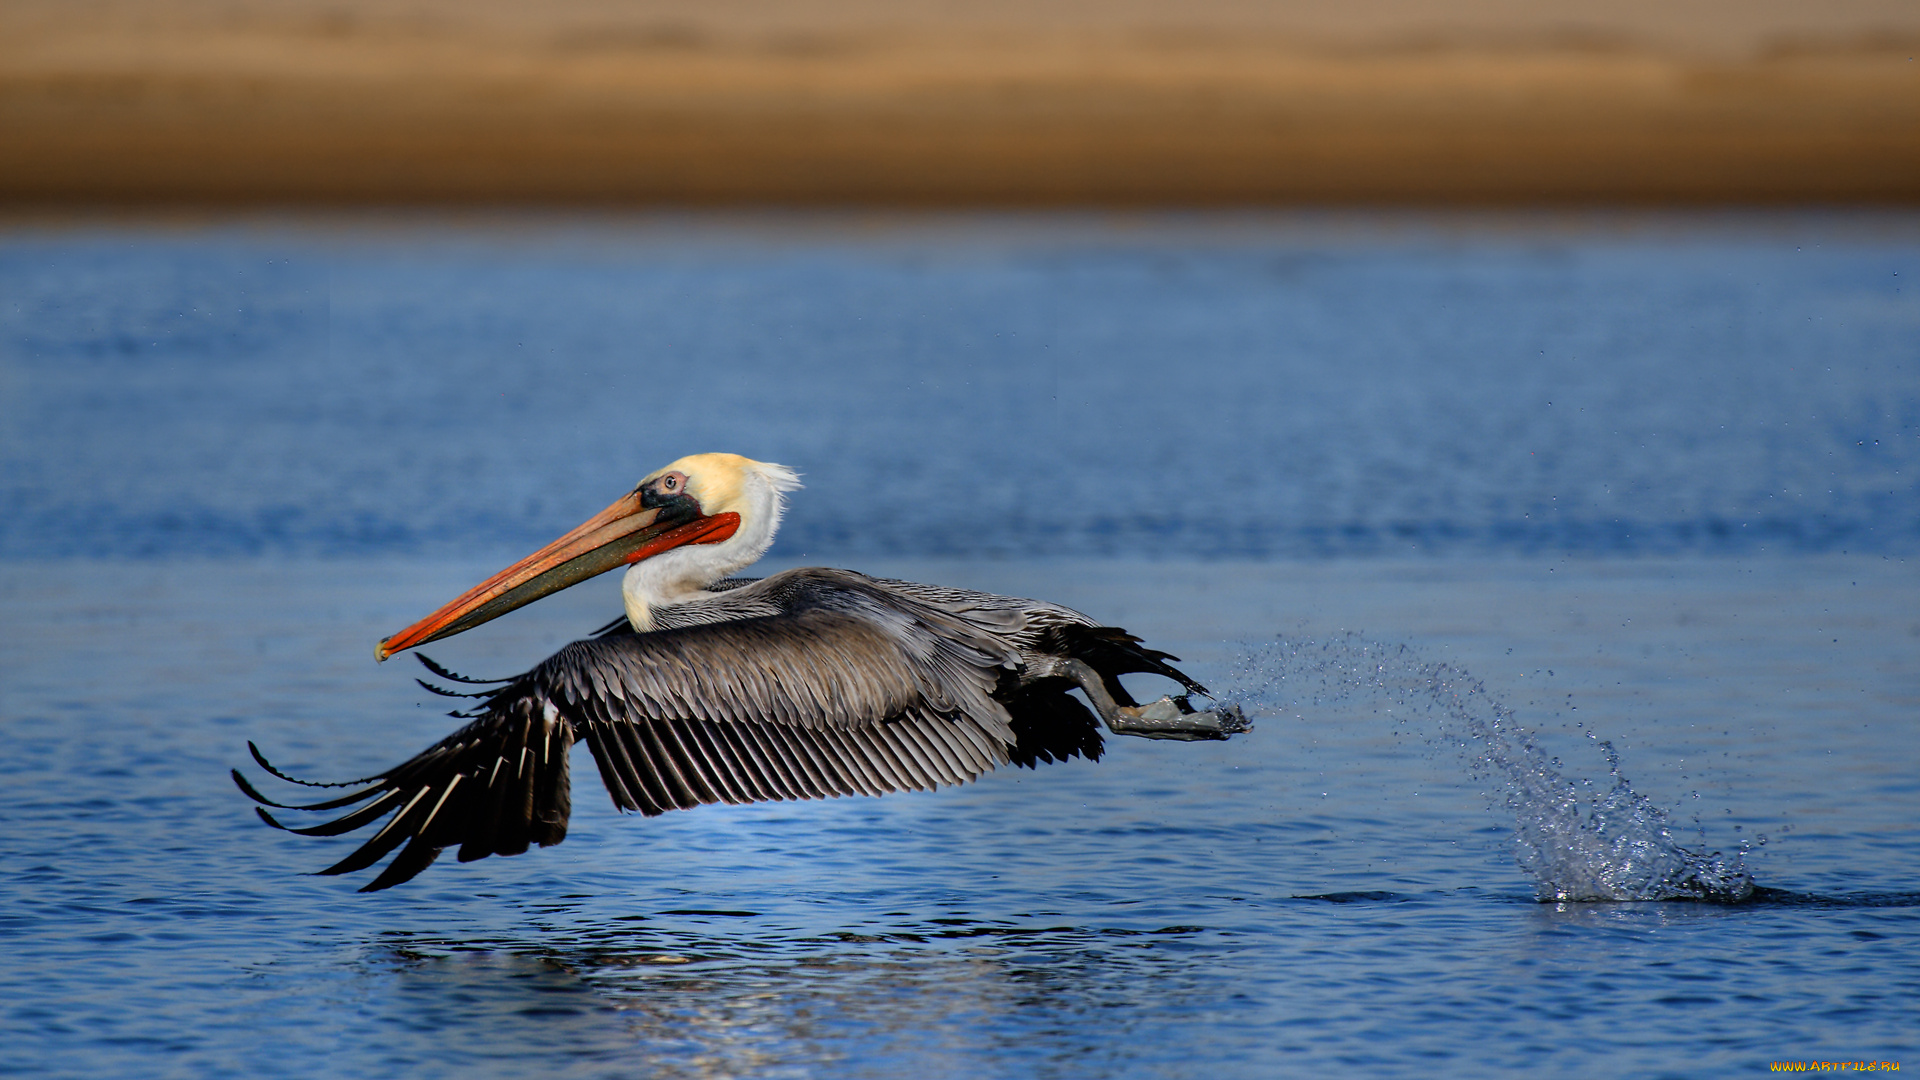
(4, 0, 1917, 204)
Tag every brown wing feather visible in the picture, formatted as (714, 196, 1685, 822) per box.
(586, 574, 1017, 730)
(236, 568, 1026, 890)
(238, 694, 574, 892)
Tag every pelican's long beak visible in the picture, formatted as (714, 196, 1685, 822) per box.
(375, 492, 740, 661)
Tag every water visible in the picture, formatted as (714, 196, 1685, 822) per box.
(3, 211, 1915, 561)
(2, 212, 1917, 1077)
(1229, 634, 1760, 902)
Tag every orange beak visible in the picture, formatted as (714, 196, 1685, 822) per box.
(374, 491, 740, 661)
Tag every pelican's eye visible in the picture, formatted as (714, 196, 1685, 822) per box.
(640, 471, 693, 509)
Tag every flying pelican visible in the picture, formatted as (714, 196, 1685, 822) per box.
(236, 453, 1248, 890)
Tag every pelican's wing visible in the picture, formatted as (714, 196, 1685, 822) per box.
(546, 571, 1022, 816)
(235, 695, 573, 892)
(237, 569, 1022, 890)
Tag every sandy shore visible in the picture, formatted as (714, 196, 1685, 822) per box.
(5, 0, 1917, 204)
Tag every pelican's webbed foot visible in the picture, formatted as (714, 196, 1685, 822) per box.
(1108, 695, 1250, 742)
(1052, 658, 1251, 742)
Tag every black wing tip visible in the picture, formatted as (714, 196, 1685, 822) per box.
(416, 678, 496, 700)
(305, 860, 414, 891)
(232, 768, 271, 804)
(353, 867, 421, 892)
(362, 845, 445, 892)
(247, 741, 316, 786)
(255, 806, 288, 830)
(415, 653, 511, 684)
(246, 741, 385, 789)
(234, 768, 337, 812)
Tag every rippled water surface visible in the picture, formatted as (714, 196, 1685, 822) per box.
(3, 211, 1915, 560)
(2, 212, 1917, 1077)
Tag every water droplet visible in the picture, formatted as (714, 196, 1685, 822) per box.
(1223, 634, 1754, 902)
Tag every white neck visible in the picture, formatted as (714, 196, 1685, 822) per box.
(620, 470, 788, 631)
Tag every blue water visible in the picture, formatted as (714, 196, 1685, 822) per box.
(2, 212, 1916, 1078)
(3, 212, 1914, 561)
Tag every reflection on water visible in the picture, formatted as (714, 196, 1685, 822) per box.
(360, 882, 1920, 1078)
(364, 914, 1237, 1080)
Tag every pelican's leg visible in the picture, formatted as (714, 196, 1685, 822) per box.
(1111, 694, 1252, 741)
(1057, 660, 1250, 742)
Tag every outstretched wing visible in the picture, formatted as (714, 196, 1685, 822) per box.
(236, 692, 573, 892)
(236, 569, 1025, 890)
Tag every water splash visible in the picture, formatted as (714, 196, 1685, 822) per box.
(1226, 634, 1756, 902)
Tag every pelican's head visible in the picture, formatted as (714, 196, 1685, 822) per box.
(375, 453, 800, 660)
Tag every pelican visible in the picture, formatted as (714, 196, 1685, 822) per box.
(236, 453, 1248, 890)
